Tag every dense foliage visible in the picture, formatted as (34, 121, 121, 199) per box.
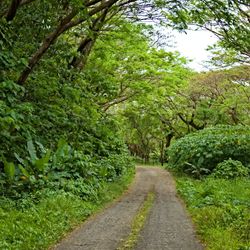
(212, 159, 249, 179)
(167, 125, 250, 177)
(0, 19, 144, 198)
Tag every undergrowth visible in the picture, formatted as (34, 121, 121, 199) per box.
(175, 175, 250, 250)
(0, 169, 134, 250)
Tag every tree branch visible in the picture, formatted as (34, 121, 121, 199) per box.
(1, 0, 35, 20)
(17, 0, 120, 84)
(102, 92, 137, 111)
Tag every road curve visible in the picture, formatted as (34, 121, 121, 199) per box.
(53, 167, 204, 250)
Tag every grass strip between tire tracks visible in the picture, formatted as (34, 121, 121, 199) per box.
(118, 191, 155, 250)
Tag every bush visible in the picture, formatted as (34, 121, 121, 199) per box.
(0, 138, 134, 197)
(167, 125, 250, 176)
(212, 159, 249, 179)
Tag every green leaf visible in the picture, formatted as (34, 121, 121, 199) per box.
(14, 152, 25, 165)
(34, 149, 51, 172)
(56, 139, 69, 158)
(53, 139, 70, 166)
(4, 161, 15, 180)
(18, 164, 30, 177)
(27, 140, 37, 163)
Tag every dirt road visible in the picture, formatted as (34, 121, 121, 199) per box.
(54, 167, 204, 250)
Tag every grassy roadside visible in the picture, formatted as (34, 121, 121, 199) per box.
(0, 169, 135, 250)
(174, 174, 250, 250)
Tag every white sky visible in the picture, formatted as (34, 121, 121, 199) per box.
(167, 30, 218, 71)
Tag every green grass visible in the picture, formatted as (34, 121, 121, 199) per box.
(175, 175, 250, 250)
(118, 191, 155, 250)
(0, 170, 134, 250)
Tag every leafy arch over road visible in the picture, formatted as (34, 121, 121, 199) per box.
(1, 0, 249, 84)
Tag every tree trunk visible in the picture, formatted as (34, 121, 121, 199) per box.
(165, 132, 174, 148)
(159, 140, 165, 166)
(69, 37, 96, 70)
(17, 10, 78, 84)
(69, 9, 109, 70)
(163, 131, 174, 163)
(1, 0, 35, 20)
(178, 113, 205, 130)
(6, 0, 22, 21)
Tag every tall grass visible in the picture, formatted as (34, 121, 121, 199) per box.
(176, 176, 250, 250)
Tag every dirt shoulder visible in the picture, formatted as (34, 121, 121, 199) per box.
(53, 167, 203, 250)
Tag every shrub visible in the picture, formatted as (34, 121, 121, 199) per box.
(167, 125, 250, 176)
(212, 159, 249, 179)
(0, 138, 134, 197)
